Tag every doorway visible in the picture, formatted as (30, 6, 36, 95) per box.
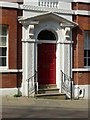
(37, 30, 56, 85)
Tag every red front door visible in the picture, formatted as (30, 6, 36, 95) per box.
(38, 43, 56, 85)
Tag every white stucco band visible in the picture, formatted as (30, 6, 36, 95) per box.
(0, 1, 19, 9)
(0, 88, 18, 96)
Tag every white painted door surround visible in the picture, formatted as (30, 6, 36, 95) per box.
(19, 12, 77, 96)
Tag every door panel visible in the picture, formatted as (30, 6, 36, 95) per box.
(38, 43, 56, 85)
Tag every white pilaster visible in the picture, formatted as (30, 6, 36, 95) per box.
(21, 25, 29, 96)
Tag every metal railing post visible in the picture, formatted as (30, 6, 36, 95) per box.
(71, 79, 72, 100)
(28, 79, 29, 98)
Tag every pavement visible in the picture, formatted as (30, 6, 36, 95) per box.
(0, 96, 90, 119)
(1, 96, 89, 109)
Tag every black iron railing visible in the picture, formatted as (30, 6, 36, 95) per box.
(61, 70, 73, 99)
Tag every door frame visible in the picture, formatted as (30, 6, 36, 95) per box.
(34, 23, 63, 92)
(35, 40, 61, 91)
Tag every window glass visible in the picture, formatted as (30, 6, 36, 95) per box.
(88, 50, 90, 57)
(0, 25, 7, 67)
(88, 32, 90, 49)
(88, 58, 90, 66)
(0, 25, 7, 36)
(84, 30, 90, 67)
(0, 37, 6, 46)
(84, 50, 87, 57)
(0, 57, 6, 66)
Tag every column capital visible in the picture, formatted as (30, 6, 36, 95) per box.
(64, 27, 71, 40)
(28, 24, 34, 39)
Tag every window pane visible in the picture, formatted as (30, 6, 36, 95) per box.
(0, 48, 6, 56)
(84, 58, 87, 66)
(0, 57, 6, 66)
(88, 32, 90, 49)
(88, 50, 90, 57)
(84, 50, 88, 57)
(88, 39, 90, 49)
(84, 31, 88, 49)
(88, 58, 90, 66)
(0, 37, 6, 46)
(0, 25, 7, 36)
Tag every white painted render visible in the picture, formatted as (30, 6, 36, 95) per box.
(0, 88, 18, 96)
(72, 68, 90, 71)
(0, 1, 19, 8)
(0, 69, 22, 73)
(74, 85, 90, 99)
(24, 0, 90, 5)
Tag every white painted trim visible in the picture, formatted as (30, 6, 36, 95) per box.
(72, 68, 90, 71)
(73, 0, 90, 3)
(22, 39, 74, 44)
(21, 4, 90, 16)
(20, 4, 73, 15)
(0, 1, 19, 9)
(62, 0, 90, 3)
(74, 10, 90, 16)
(0, 69, 22, 73)
(0, 88, 19, 96)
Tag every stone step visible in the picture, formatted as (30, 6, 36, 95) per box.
(36, 84, 66, 99)
(38, 88, 59, 94)
(38, 84, 57, 89)
(35, 93, 66, 100)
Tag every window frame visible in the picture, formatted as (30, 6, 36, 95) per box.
(84, 30, 90, 68)
(0, 25, 8, 69)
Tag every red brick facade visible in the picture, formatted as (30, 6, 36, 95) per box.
(0, 1, 90, 89)
(72, 3, 90, 85)
(0, 8, 22, 88)
(72, 2, 90, 11)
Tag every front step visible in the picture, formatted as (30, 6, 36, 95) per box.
(35, 93, 66, 99)
(38, 84, 57, 89)
(38, 88, 59, 94)
(35, 84, 66, 100)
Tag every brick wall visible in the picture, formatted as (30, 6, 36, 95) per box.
(73, 72, 90, 85)
(72, 2, 90, 11)
(0, 8, 22, 88)
(72, 16, 90, 68)
(72, 3, 90, 85)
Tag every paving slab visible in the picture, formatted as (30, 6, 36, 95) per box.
(1, 96, 89, 109)
(0, 96, 89, 119)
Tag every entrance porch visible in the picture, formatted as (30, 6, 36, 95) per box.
(18, 12, 77, 98)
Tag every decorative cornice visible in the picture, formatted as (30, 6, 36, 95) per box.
(0, 1, 19, 9)
(20, 5, 90, 16)
(20, 5, 73, 15)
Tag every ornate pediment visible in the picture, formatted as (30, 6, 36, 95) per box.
(18, 12, 78, 27)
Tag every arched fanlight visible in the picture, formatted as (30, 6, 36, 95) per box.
(37, 30, 56, 40)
